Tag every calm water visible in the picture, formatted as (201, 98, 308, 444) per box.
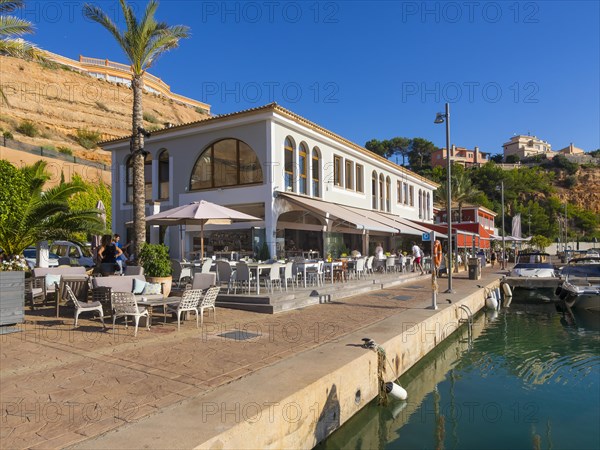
(318, 304, 600, 450)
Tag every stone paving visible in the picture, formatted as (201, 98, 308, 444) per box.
(0, 267, 502, 449)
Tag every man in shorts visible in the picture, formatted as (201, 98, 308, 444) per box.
(412, 241, 424, 275)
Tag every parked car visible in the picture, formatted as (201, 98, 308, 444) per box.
(49, 241, 95, 267)
(23, 247, 60, 268)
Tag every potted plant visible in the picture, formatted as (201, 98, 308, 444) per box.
(138, 243, 173, 297)
(0, 255, 29, 326)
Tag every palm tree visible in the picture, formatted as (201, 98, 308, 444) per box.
(83, 0, 189, 261)
(0, 0, 45, 104)
(0, 160, 104, 257)
(434, 170, 481, 222)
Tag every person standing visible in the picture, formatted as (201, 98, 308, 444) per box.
(97, 234, 123, 275)
(490, 249, 497, 268)
(412, 241, 424, 275)
(374, 242, 385, 272)
(113, 234, 127, 274)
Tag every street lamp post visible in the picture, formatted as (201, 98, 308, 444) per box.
(434, 103, 454, 293)
(501, 180, 506, 270)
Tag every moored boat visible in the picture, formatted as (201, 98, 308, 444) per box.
(556, 257, 600, 312)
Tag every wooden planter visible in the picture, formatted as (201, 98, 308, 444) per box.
(0, 271, 25, 326)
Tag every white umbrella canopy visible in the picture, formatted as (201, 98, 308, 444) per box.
(145, 201, 261, 259)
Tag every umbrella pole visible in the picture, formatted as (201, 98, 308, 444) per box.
(201, 223, 204, 262)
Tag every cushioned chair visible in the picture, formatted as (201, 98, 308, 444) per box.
(64, 285, 105, 328)
(124, 266, 144, 276)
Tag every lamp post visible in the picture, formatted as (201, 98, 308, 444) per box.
(434, 103, 453, 293)
(500, 180, 506, 270)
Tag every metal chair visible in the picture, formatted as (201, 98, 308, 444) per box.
(55, 276, 89, 318)
(111, 291, 149, 337)
(197, 286, 220, 325)
(64, 285, 105, 328)
(216, 260, 234, 293)
(233, 262, 254, 294)
(166, 289, 202, 330)
(171, 259, 193, 288)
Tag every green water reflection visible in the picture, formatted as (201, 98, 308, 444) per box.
(318, 305, 600, 450)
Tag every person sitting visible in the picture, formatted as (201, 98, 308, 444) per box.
(350, 249, 362, 258)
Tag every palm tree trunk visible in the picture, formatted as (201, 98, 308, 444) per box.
(131, 73, 146, 261)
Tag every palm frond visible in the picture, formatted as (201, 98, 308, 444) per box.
(83, 3, 127, 54)
(0, 1, 25, 14)
(0, 38, 45, 61)
(0, 15, 33, 36)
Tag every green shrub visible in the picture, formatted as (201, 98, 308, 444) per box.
(138, 243, 172, 277)
(41, 145, 56, 152)
(195, 106, 209, 115)
(76, 128, 101, 149)
(57, 146, 73, 155)
(146, 124, 162, 132)
(16, 120, 38, 137)
(143, 112, 158, 123)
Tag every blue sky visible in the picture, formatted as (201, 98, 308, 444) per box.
(17, 0, 600, 156)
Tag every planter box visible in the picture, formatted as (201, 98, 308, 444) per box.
(0, 272, 25, 326)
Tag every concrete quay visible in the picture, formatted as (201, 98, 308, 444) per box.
(0, 267, 502, 449)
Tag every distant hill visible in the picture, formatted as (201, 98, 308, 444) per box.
(0, 55, 210, 165)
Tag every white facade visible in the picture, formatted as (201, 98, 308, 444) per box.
(103, 104, 438, 259)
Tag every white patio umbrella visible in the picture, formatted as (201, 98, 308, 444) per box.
(145, 201, 261, 260)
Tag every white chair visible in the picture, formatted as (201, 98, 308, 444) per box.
(306, 261, 324, 286)
(111, 291, 149, 337)
(167, 289, 202, 330)
(201, 259, 213, 273)
(283, 261, 295, 291)
(354, 258, 366, 279)
(261, 262, 282, 293)
(198, 286, 220, 325)
(216, 260, 234, 293)
(385, 256, 396, 273)
(64, 285, 105, 328)
(233, 262, 254, 294)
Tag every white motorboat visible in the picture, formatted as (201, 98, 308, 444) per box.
(509, 252, 556, 279)
(556, 257, 600, 312)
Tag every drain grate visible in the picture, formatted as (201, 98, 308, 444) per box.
(394, 295, 413, 301)
(217, 331, 261, 341)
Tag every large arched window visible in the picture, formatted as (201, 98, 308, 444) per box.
(189, 138, 262, 190)
(371, 171, 378, 209)
(418, 189, 423, 218)
(426, 192, 431, 220)
(379, 174, 385, 211)
(284, 137, 295, 192)
(158, 149, 169, 200)
(385, 176, 391, 212)
(298, 142, 308, 195)
(312, 148, 320, 197)
(126, 153, 152, 203)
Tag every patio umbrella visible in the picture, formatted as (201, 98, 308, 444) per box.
(145, 201, 260, 260)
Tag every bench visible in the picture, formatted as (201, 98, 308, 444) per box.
(31, 267, 89, 308)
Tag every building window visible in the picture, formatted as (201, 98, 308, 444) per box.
(284, 137, 295, 192)
(190, 138, 263, 190)
(345, 160, 354, 190)
(334, 155, 343, 187)
(144, 152, 152, 200)
(427, 192, 431, 220)
(409, 185, 414, 206)
(385, 177, 391, 212)
(379, 174, 384, 211)
(418, 189, 423, 218)
(371, 171, 377, 209)
(299, 142, 308, 195)
(312, 148, 320, 197)
(403, 182, 409, 205)
(356, 164, 364, 192)
(158, 149, 169, 200)
(397, 180, 402, 204)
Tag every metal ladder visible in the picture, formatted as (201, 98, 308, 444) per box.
(458, 304, 474, 347)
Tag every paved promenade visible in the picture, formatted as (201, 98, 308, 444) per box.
(0, 266, 503, 449)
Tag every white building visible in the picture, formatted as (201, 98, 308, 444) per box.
(502, 134, 552, 160)
(102, 103, 438, 260)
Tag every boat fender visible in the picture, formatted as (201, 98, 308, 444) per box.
(495, 287, 502, 302)
(502, 282, 513, 297)
(385, 382, 408, 401)
(485, 296, 499, 311)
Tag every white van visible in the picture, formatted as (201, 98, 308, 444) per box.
(50, 241, 95, 267)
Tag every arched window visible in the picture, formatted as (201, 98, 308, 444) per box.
(284, 137, 295, 192)
(379, 174, 385, 211)
(385, 176, 391, 212)
(158, 149, 169, 200)
(372, 171, 378, 209)
(312, 148, 320, 197)
(426, 192, 431, 220)
(418, 189, 423, 219)
(126, 153, 152, 203)
(189, 138, 263, 190)
(298, 142, 308, 195)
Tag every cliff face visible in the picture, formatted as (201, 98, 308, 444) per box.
(560, 167, 600, 214)
(0, 55, 209, 164)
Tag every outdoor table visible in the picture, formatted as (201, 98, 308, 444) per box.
(245, 262, 275, 294)
(296, 261, 319, 288)
(136, 297, 181, 328)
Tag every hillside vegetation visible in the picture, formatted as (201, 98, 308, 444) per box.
(0, 55, 210, 164)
